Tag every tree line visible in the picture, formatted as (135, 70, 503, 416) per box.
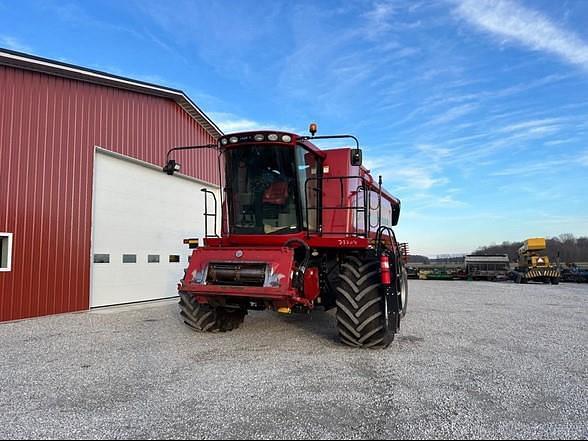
(408, 234, 588, 264)
(472, 234, 588, 263)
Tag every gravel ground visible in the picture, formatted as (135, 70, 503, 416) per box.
(0, 280, 586, 440)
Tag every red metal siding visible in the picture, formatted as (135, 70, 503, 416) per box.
(0, 65, 219, 322)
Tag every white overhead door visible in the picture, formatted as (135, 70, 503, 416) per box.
(91, 149, 218, 308)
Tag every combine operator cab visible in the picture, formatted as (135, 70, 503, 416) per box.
(163, 124, 408, 349)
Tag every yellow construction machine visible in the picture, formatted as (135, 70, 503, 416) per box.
(512, 238, 560, 284)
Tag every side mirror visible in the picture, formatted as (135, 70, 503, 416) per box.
(350, 148, 362, 166)
(163, 159, 181, 175)
(392, 204, 400, 226)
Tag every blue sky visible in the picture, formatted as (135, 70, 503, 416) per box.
(1, 0, 587, 255)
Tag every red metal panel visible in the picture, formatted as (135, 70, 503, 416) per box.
(181, 247, 300, 307)
(0, 65, 219, 322)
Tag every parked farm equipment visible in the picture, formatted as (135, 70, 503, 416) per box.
(163, 125, 408, 348)
(465, 254, 510, 281)
(560, 265, 588, 283)
(511, 238, 560, 284)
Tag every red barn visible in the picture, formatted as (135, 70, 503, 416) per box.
(0, 48, 223, 322)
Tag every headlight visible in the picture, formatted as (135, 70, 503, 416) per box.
(267, 133, 279, 141)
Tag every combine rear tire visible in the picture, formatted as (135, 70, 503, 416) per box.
(335, 254, 396, 349)
(179, 292, 245, 332)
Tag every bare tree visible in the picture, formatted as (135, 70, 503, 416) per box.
(559, 233, 576, 244)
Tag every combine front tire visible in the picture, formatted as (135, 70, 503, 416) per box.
(335, 255, 396, 349)
(179, 292, 245, 332)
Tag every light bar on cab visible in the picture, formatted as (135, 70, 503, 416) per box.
(218, 132, 296, 146)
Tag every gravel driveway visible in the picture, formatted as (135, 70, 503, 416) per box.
(1, 280, 586, 439)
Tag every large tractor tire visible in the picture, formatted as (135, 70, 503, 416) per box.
(179, 292, 245, 332)
(335, 254, 398, 349)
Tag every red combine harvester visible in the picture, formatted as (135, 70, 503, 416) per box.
(163, 124, 408, 348)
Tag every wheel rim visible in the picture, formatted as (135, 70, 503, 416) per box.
(398, 268, 408, 316)
(383, 293, 393, 332)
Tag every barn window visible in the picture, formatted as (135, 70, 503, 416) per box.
(94, 254, 110, 264)
(122, 254, 137, 264)
(0, 233, 13, 272)
(148, 255, 160, 263)
(169, 255, 180, 263)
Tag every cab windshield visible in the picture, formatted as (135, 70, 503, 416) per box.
(225, 144, 318, 235)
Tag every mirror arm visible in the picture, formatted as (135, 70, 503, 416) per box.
(163, 143, 220, 175)
(297, 134, 360, 150)
(165, 143, 219, 161)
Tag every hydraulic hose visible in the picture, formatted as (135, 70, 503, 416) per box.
(283, 238, 311, 273)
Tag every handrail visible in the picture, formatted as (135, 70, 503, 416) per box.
(201, 188, 219, 238)
(375, 225, 397, 256)
(304, 175, 373, 237)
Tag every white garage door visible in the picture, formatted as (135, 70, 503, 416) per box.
(91, 149, 218, 308)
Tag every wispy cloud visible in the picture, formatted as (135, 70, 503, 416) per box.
(424, 74, 569, 110)
(412, 192, 468, 208)
(544, 138, 577, 146)
(364, 153, 449, 191)
(490, 155, 588, 177)
(437, 195, 468, 207)
(362, 1, 396, 39)
(427, 103, 479, 125)
(456, 0, 588, 70)
(416, 143, 453, 158)
(499, 118, 565, 133)
(0, 35, 32, 53)
(390, 73, 571, 133)
(208, 112, 295, 133)
(54, 3, 185, 62)
(393, 167, 448, 190)
(208, 113, 267, 132)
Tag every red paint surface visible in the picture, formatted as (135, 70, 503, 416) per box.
(303, 267, 320, 301)
(181, 247, 299, 303)
(0, 66, 218, 322)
